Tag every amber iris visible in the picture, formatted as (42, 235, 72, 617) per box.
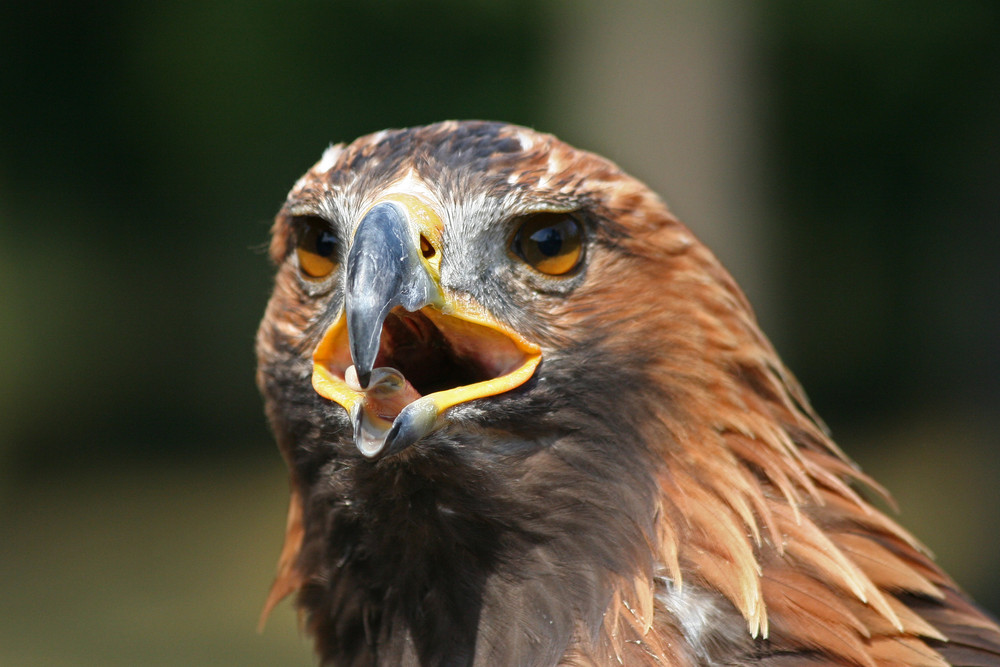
(295, 217, 339, 280)
(512, 212, 584, 276)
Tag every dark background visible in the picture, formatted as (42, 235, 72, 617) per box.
(2, 2, 997, 664)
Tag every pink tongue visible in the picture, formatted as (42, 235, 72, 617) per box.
(345, 366, 422, 422)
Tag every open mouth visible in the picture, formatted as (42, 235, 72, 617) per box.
(379, 309, 496, 399)
(312, 305, 541, 457)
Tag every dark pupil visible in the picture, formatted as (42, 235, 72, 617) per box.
(529, 227, 563, 257)
(314, 230, 337, 257)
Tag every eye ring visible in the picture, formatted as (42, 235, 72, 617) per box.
(293, 216, 339, 281)
(510, 212, 584, 276)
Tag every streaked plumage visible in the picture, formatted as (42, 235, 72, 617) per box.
(256, 120, 1000, 666)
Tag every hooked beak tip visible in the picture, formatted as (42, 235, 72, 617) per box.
(352, 396, 439, 459)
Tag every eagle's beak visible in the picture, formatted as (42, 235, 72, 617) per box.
(311, 194, 541, 459)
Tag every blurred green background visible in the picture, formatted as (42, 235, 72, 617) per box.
(1, 2, 998, 665)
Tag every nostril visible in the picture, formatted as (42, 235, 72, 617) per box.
(420, 235, 436, 259)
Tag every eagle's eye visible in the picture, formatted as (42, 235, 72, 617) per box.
(294, 216, 339, 280)
(511, 212, 584, 276)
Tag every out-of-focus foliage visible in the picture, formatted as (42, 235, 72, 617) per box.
(763, 2, 1000, 417)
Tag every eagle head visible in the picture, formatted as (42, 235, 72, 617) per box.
(256, 121, 1000, 666)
